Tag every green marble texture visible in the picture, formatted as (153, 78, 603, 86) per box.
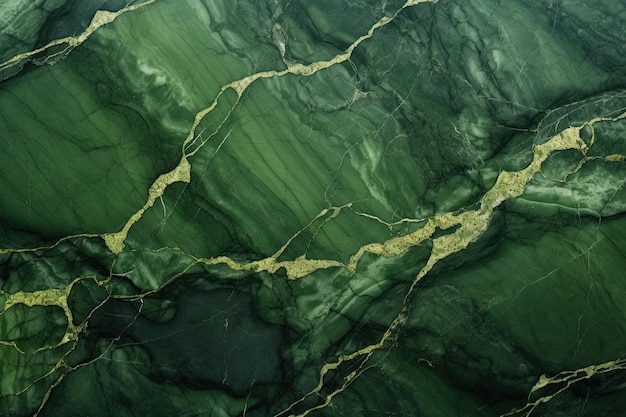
(1, 0, 626, 416)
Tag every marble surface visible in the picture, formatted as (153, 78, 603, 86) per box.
(1, 0, 626, 416)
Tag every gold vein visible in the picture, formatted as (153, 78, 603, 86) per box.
(0, 0, 156, 73)
(275, 113, 626, 417)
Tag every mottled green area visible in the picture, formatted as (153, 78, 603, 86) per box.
(1, 305, 67, 353)
(1, 0, 626, 416)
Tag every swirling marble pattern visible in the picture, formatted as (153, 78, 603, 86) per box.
(1, 0, 626, 416)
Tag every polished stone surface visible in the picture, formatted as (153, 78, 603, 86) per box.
(1, 0, 626, 416)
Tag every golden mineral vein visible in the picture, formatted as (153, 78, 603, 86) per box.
(500, 358, 626, 417)
(0, 276, 111, 417)
(0, 0, 624, 414)
(275, 113, 626, 417)
(102, 0, 439, 254)
(0, 276, 105, 347)
(0, 0, 155, 72)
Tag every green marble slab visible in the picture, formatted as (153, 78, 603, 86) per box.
(1, 0, 626, 416)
